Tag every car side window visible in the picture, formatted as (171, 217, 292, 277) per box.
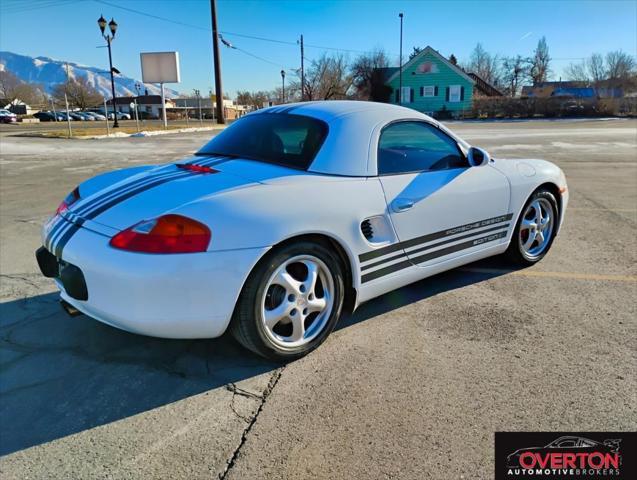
(556, 439, 577, 447)
(378, 121, 468, 175)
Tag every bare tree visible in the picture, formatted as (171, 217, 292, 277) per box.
(588, 53, 606, 83)
(467, 43, 501, 86)
(293, 53, 353, 101)
(565, 53, 606, 84)
(501, 55, 529, 96)
(0, 70, 45, 105)
(350, 49, 391, 101)
(52, 76, 103, 109)
(565, 61, 590, 82)
(529, 36, 551, 84)
(448, 54, 458, 66)
(605, 50, 636, 79)
(234, 90, 269, 109)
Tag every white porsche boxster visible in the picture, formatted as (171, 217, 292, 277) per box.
(37, 101, 567, 359)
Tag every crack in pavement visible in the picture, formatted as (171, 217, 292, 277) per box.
(219, 367, 285, 479)
(226, 382, 266, 423)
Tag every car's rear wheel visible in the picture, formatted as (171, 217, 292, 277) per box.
(506, 189, 558, 265)
(230, 241, 345, 360)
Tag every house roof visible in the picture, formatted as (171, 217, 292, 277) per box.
(385, 46, 475, 85)
(467, 73, 503, 97)
(551, 87, 596, 98)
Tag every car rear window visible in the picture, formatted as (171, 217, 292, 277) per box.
(196, 113, 328, 170)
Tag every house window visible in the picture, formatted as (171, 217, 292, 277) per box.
(401, 86, 412, 103)
(449, 85, 461, 102)
(422, 86, 435, 97)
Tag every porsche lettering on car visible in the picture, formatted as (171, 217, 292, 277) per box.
(36, 101, 568, 360)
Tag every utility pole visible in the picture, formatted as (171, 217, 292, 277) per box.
(399, 13, 403, 105)
(300, 35, 305, 101)
(210, 0, 225, 124)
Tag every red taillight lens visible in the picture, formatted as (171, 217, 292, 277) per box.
(56, 187, 80, 215)
(110, 214, 211, 254)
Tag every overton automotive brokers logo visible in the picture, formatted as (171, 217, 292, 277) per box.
(495, 432, 636, 480)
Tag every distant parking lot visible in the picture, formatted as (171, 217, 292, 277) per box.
(1, 118, 635, 479)
(0, 118, 220, 136)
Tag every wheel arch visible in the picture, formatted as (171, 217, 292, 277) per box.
(533, 182, 563, 233)
(247, 232, 358, 314)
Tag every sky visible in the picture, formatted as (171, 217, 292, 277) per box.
(1, 0, 636, 98)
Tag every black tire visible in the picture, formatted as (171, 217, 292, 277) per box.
(229, 241, 345, 361)
(505, 189, 559, 265)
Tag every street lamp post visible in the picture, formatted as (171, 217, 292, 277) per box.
(98, 14, 119, 128)
(194, 89, 203, 126)
(280, 70, 286, 104)
(398, 12, 403, 105)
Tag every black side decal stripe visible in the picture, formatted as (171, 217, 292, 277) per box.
(360, 250, 408, 272)
(359, 213, 513, 263)
(360, 223, 510, 272)
(361, 230, 508, 283)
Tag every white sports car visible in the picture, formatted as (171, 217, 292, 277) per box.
(37, 101, 568, 360)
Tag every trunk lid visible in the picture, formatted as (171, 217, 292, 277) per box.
(61, 156, 285, 231)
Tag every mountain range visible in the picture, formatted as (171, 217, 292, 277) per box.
(0, 51, 180, 98)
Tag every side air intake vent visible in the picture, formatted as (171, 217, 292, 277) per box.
(360, 219, 374, 240)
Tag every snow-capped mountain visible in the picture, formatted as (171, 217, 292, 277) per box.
(0, 51, 180, 98)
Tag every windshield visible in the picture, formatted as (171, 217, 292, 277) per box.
(197, 113, 328, 170)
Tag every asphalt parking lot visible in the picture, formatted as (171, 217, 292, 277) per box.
(1, 118, 635, 479)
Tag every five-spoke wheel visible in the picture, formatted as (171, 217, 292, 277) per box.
(261, 255, 334, 348)
(506, 188, 559, 264)
(230, 241, 344, 360)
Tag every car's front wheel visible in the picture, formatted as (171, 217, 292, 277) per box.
(230, 241, 345, 360)
(506, 188, 559, 265)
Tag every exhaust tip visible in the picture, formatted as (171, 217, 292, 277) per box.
(60, 299, 82, 317)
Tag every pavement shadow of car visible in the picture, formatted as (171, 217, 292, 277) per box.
(0, 256, 518, 456)
(337, 256, 520, 330)
(0, 292, 279, 456)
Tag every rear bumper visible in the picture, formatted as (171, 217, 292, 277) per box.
(36, 226, 269, 339)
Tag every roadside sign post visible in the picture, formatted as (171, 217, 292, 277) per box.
(50, 99, 58, 122)
(64, 93, 72, 138)
(185, 105, 189, 126)
(160, 83, 167, 129)
(103, 98, 110, 136)
(198, 95, 203, 126)
(130, 101, 140, 133)
(140, 51, 180, 131)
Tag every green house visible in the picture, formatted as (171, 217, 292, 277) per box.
(383, 46, 475, 118)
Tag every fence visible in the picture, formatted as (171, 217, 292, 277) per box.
(461, 97, 637, 119)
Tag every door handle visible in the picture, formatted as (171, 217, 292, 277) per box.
(392, 198, 415, 212)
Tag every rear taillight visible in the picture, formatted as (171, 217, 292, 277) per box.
(56, 187, 80, 215)
(110, 214, 211, 254)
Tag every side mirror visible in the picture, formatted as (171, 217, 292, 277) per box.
(468, 147, 490, 167)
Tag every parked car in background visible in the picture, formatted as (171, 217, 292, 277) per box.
(68, 112, 85, 121)
(57, 112, 73, 121)
(84, 111, 106, 121)
(115, 112, 131, 120)
(33, 111, 58, 122)
(0, 109, 18, 123)
(73, 112, 95, 121)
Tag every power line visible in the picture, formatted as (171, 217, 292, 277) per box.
(93, 0, 395, 57)
(1, 0, 77, 14)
